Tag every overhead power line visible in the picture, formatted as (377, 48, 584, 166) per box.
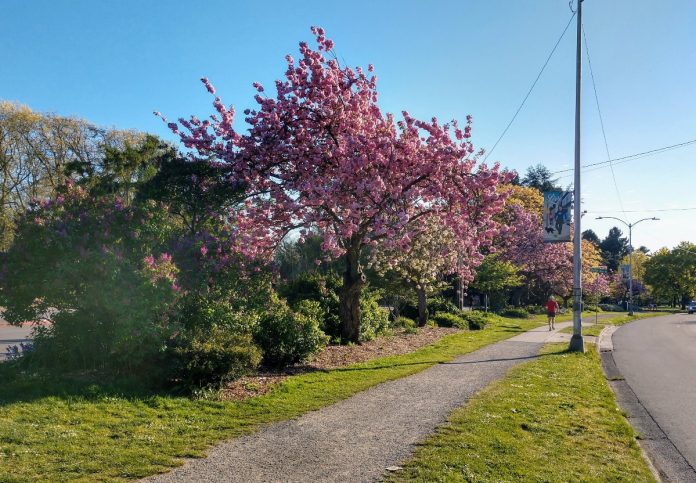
(552, 137, 696, 176)
(583, 24, 625, 213)
(483, 11, 576, 163)
(588, 207, 696, 213)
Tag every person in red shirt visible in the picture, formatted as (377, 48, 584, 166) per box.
(545, 296, 559, 330)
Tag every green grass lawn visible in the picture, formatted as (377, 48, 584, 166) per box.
(388, 344, 655, 482)
(559, 311, 670, 337)
(0, 313, 572, 481)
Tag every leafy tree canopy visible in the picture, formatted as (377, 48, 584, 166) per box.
(521, 164, 561, 193)
(599, 226, 629, 272)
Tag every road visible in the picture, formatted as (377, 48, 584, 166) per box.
(0, 317, 34, 361)
(612, 312, 696, 478)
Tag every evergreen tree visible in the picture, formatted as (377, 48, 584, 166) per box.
(599, 227, 629, 272)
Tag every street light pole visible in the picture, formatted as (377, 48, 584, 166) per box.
(596, 216, 659, 315)
(569, 0, 584, 353)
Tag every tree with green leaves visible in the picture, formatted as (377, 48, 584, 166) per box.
(600, 227, 629, 272)
(582, 229, 600, 246)
(470, 254, 523, 311)
(0, 101, 140, 250)
(644, 243, 696, 308)
(521, 164, 560, 193)
(369, 219, 459, 326)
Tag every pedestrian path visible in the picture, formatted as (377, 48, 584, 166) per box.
(146, 316, 606, 483)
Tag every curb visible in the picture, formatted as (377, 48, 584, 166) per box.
(598, 325, 696, 482)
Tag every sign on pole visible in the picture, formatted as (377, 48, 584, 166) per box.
(621, 264, 630, 281)
(543, 191, 573, 243)
(590, 266, 608, 274)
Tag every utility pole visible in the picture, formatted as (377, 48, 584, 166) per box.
(596, 216, 659, 315)
(569, 0, 585, 352)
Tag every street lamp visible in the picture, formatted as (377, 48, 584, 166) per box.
(595, 216, 660, 315)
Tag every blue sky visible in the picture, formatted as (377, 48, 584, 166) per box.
(3, 0, 694, 250)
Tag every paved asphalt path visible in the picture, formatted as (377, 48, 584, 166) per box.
(612, 313, 696, 479)
(146, 316, 605, 483)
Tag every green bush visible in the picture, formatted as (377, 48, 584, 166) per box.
(399, 303, 419, 321)
(525, 305, 547, 315)
(173, 294, 259, 335)
(427, 297, 460, 315)
(0, 191, 179, 378)
(254, 301, 329, 367)
(360, 289, 390, 341)
(598, 303, 625, 312)
(583, 304, 603, 313)
(170, 328, 261, 390)
(432, 312, 468, 329)
(459, 311, 501, 330)
(278, 271, 389, 342)
(499, 307, 529, 319)
(391, 316, 416, 329)
(277, 272, 340, 341)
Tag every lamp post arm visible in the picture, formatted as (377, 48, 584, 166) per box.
(631, 217, 658, 228)
(595, 216, 629, 229)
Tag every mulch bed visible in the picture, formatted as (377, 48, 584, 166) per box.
(221, 326, 459, 401)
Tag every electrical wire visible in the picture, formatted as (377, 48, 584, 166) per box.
(483, 11, 576, 163)
(552, 137, 696, 176)
(588, 207, 696, 213)
(583, 24, 625, 213)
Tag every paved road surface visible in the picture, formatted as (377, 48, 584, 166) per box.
(612, 313, 696, 479)
(146, 316, 605, 483)
(0, 318, 33, 361)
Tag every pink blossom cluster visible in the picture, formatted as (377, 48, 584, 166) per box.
(162, 27, 511, 272)
(143, 253, 178, 287)
(501, 204, 573, 295)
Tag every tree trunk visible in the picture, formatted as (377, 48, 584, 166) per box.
(562, 295, 571, 309)
(416, 286, 428, 327)
(339, 245, 365, 344)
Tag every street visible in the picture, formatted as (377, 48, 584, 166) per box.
(612, 312, 696, 473)
(0, 316, 33, 361)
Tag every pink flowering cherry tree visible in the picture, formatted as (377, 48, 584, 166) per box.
(164, 27, 510, 342)
(501, 204, 573, 300)
(369, 217, 459, 327)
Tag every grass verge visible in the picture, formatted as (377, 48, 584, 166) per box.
(0, 314, 568, 481)
(387, 343, 655, 482)
(560, 311, 670, 337)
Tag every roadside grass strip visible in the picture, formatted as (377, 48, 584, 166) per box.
(559, 311, 669, 337)
(387, 343, 655, 482)
(0, 314, 570, 481)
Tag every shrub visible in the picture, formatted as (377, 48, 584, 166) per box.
(459, 311, 501, 330)
(360, 289, 390, 341)
(277, 272, 341, 340)
(525, 305, 547, 315)
(399, 303, 420, 321)
(583, 304, 603, 313)
(432, 312, 468, 329)
(173, 294, 259, 335)
(278, 272, 389, 342)
(598, 303, 625, 312)
(427, 297, 460, 315)
(0, 188, 181, 379)
(170, 328, 261, 390)
(500, 307, 529, 319)
(391, 316, 416, 329)
(254, 301, 329, 367)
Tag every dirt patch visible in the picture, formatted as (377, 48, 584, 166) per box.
(221, 326, 459, 401)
